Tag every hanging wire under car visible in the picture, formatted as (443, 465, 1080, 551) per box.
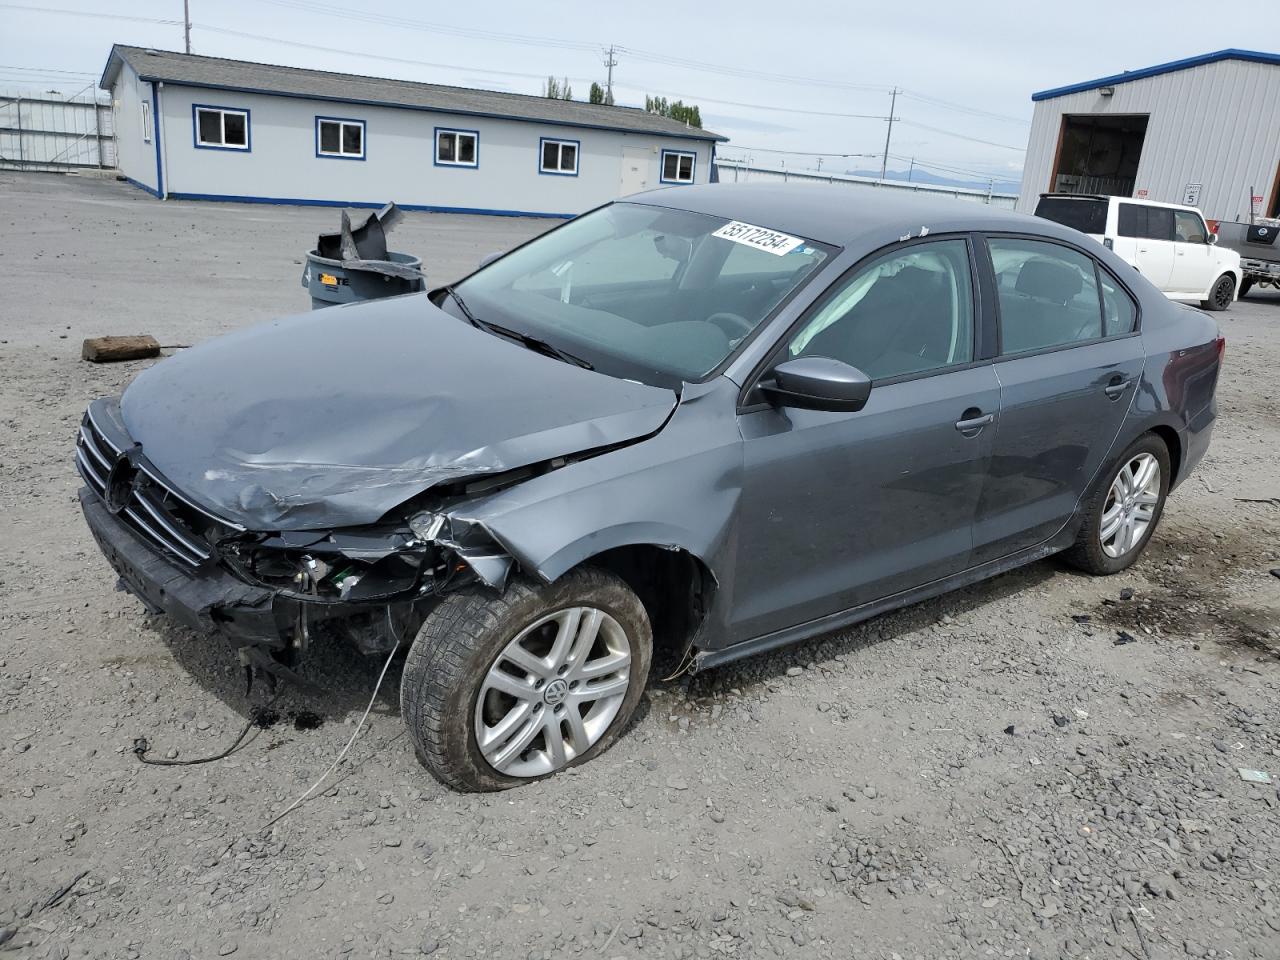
(262, 605, 405, 831)
(133, 694, 281, 766)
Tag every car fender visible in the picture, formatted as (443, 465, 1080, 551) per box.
(445, 377, 745, 603)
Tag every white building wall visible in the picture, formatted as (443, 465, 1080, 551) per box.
(111, 62, 158, 192)
(1016, 58, 1280, 223)
(151, 83, 714, 216)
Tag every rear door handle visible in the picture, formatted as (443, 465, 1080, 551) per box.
(954, 412, 994, 433)
(1104, 376, 1132, 399)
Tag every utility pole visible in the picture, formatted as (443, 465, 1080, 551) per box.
(907, 156, 915, 182)
(879, 87, 899, 181)
(603, 45, 617, 105)
(183, 0, 191, 53)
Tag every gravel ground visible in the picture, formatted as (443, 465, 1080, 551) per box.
(2, 171, 1279, 960)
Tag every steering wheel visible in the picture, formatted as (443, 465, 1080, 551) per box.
(706, 311, 753, 341)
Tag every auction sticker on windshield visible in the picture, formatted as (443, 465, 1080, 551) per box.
(712, 221, 804, 256)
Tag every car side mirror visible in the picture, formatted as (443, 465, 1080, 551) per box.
(479, 251, 503, 268)
(1207, 233, 1218, 245)
(761, 357, 872, 412)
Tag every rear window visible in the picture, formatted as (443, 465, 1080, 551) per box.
(1034, 197, 1107, 235)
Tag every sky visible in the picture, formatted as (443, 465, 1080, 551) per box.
(3, 0, 1278, 186)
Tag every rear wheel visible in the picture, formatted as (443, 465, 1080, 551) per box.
(401, 567, 651, 792)
(1062, 434, 1170, 575)
(1200, 273, 1235, 311)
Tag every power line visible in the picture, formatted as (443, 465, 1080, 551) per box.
(0, 3, 182, 26)
(898, 119, 1025, 152)
(899, 90, 1029, 125)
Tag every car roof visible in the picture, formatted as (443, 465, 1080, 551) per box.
(1039, 193, 1201, 214)
(629, 182, 1051, 248)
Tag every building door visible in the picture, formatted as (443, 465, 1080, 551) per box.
(619, 146, 650, 196)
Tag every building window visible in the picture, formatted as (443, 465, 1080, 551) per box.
(193, 105, 250, 151)
(435, 128, 478, 167)
(316, 116, 365, 160)
(660, 149, 696, 184)
(140, 100, 152, 143)
(539, 137, 579, 176)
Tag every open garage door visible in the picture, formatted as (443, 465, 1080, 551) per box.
(1051, 114, 1148, 197)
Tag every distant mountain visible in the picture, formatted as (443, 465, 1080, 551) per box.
(848, 167, 1021, 195)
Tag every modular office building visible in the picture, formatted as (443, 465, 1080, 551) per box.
(101, 45, 727, 218)
(1016, 49, 1280, 225)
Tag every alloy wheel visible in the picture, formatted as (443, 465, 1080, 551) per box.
(1099, 453, 1161, 558)
(1212, 276, 1234, 309)
(474, 606, 632, 778)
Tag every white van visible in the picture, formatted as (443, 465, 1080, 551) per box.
(1034, 194, 1243, 311)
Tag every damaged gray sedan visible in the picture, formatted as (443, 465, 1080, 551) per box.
(78, 185, 1223, 790)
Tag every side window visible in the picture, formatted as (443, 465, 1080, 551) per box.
(989, 238, 1102, 354)
(1118, 203, 1144, 238)
(1099, 271, 1137, 336)
(788, 239, 974, 381)
(1174, 211, 1207, 243)
(1144, 207, 1174, 241)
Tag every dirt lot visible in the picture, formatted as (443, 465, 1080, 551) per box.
(2, 171, 1279, 960)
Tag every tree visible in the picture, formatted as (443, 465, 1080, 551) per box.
(645, 95, 701, 128)
(543, 76, 573, 100)
(589, 82, 605, 104)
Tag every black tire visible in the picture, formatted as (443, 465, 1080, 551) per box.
(1062, 434, 1171, 575)
(401, 567, 652, 792)
(1238, 278, 1253, 299)
(1200, 273, 1236, 311)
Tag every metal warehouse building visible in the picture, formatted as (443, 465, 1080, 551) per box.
(1016, 49, 1280, 225)
(100, 45, 726, 218)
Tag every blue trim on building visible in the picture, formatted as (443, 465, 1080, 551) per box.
(150, 85, 164, 196)
(124, 175, 161, 198)
(1032, 48, 1280, 101)
(433, 127, 479, 168)
(192, 102, 252, 151)
(659, 148, 697, 185)
(135, 75, 726, 143)
(314, 115, 367, 161)
(537, 136, 580, 177)
(166, 191, 573, 218)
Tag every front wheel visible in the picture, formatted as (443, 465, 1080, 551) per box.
(1200, 273, 1236, 311)
(401, 567, 652, 792)
(1062, 435, 1170, 575)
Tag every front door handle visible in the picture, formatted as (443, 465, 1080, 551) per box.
(1104, 376, 1132, 399)
(954, 411, 994, 434)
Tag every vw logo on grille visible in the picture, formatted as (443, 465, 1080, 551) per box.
(542, 678, 569, 707)
(104, 450, 140, 515)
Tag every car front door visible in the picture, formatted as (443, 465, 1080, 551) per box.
(729, 237, 1000, 643)
(1169, 209, 1213, 294)
(971, 235, 1144, 564)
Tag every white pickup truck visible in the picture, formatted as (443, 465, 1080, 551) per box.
(1035, 194, 1243, 311)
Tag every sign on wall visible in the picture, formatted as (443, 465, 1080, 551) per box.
(1182, 183, 1202, 206)
(1136, 188, 1149, 199)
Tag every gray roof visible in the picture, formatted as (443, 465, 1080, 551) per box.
(633, 182, 1060, 248)
(101, 45, 726, 143)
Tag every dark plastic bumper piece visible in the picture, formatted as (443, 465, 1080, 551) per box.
(80, 486, 288, 647)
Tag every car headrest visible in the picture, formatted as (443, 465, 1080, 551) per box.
(1015, 258, 1082, 304)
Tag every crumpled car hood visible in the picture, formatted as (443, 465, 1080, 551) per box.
(120, 294, 677, 530)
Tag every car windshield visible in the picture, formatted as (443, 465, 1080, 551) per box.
(451, 202, 831, 385)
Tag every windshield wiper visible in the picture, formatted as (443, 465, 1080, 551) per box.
(480, 321, 595, 370)
(442, 285, 480, 328)
(443, 286, 593, 370)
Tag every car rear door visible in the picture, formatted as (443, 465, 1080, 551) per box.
(1169, 209, 1213, 294)
(729, 237, 999, 642)
(971, 235, 1144, 564)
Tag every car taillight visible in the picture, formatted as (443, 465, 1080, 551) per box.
(1207, 219, 1220, 234)
(1216, 335, 1226, 363)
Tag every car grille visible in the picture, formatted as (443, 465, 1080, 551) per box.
(75, 410, 222, 568)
